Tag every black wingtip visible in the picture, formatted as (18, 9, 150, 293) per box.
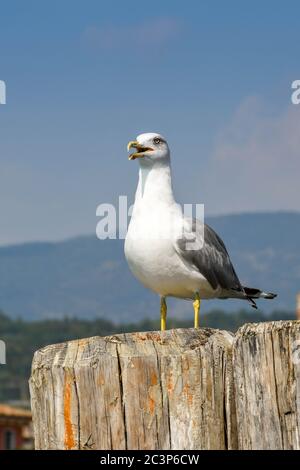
(248, 297, 258, 309)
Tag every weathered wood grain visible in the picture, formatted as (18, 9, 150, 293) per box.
(233, 320, 300, 450)
(30, 328, 236, 450)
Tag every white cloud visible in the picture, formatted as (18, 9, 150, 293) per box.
(202, 96, 300, 214)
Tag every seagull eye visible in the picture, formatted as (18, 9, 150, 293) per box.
(153, 137, 162, 145)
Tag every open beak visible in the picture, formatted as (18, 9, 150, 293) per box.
(127, 141, 153, 160)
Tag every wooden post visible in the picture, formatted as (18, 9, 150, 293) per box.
(30, 321, 300, 450)
(233, 320, 300, 450)
(29, 328, 237, 450)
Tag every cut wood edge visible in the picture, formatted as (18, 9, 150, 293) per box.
(30, 327, 236, 450)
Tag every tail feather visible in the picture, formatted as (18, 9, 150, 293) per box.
(243, 287, 277, 299)
(242, 287, 277, 309)
(229, 286, 277, 308)
(247, 296, 258, 309)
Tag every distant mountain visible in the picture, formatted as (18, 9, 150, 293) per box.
(0, 212, 298, 321)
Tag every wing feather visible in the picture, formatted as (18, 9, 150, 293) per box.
(175, 219, 243, 293)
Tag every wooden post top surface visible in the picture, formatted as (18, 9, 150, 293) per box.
(31, 327, 235, 367)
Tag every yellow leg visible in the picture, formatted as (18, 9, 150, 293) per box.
(160, 297, 167, 331)
(193, 292, 201, 328)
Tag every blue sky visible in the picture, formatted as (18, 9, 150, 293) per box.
(0, 0, 300, 244)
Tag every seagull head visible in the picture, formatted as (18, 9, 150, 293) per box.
(127, 133, 170, 165)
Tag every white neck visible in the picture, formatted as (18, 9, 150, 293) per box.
(134, 160, 175, 207)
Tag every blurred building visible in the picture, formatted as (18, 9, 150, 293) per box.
(297, 294, 300, 321)
(0, 404, 33, 449)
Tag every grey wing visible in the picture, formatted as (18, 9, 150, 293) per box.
(175, 218, 244, 293)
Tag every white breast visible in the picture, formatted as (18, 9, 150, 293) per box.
(125, 202, 215, 299)
(124, 160, 218, 300)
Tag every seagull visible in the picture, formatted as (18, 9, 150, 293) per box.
(125, 133, 276, 330)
